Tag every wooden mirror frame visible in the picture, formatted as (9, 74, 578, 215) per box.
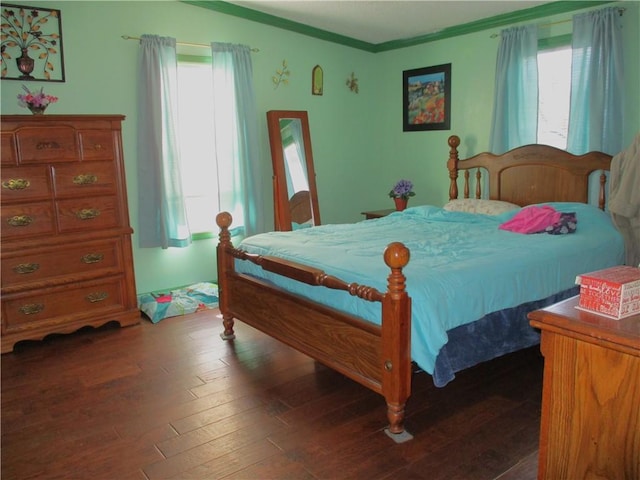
(266, 110, 321, 231)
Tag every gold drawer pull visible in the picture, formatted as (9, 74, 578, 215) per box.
(19, 303, 44, 315)
(92, 143, 103, 150)
(2, 179, 31, 190)
(8, 215, 33, 227)
(81, 253, 104, 264)
(76, 208, 100, 220)
(73, 174, 98, 185)
(36, 141, 60, 150)
(13, 263, 40, 274)
(86, 292, 108, 303)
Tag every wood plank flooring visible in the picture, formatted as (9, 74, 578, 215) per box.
(1, 309, 541, 479)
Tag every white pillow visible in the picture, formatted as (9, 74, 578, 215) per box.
(443, 199, 521, 215)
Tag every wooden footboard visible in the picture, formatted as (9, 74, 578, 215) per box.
(216, 212, 413, 440)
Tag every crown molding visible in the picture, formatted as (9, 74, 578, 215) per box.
(374, 1, 613, 52)
(182, 0, 375, 51)
(182, 1, 614, 53)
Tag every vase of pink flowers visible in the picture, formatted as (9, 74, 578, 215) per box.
(388, 179, 415, 211)
(17, 85, 58, 114)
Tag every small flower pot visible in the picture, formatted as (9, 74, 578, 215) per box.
(394, 198, 408, 211)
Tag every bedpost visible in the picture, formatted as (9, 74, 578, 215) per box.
(381, 242, 413, 442)
(447, 135, 461, 200)
(599, 171, 607, 210)
(216, 212, 236, 340)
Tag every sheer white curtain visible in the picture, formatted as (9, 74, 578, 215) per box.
(567, 6, 624, 155)
(137, 34, 191, 249)
(488, 25, 539, 154)
(210, 43, 267, 238)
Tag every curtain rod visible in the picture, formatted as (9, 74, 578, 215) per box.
(121, 35, 259, 52)
(490, 7, 625, 38)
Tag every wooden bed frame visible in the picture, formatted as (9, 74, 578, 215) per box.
(215, 135, 612, 442)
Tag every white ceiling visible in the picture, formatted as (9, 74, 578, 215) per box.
(228, 0, 551, 44)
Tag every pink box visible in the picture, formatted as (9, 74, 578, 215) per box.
(575, 266, 640, 320)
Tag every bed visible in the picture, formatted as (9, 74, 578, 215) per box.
(214, 135, 623, 442)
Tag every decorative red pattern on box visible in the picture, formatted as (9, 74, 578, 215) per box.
(576, 266, 640, 319)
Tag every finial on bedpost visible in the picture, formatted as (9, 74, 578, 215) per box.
(384, 242, 410, 295)
(448, 135, 461, 200)
(216, 212, 232, 246)
(216, 212, 236, 340)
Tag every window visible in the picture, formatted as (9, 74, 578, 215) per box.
(176, 56, 219, 236)
(537, 43, 572, 149)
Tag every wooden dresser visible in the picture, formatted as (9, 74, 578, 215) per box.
(528, 295, 640, 480)
(1, 115, 140, 353)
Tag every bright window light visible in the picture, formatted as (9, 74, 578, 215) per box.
(283, 143, 309, 193)
(177, 60, 219, 234)
(537, 46, 572, 149)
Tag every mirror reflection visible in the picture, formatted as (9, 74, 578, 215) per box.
(267, 110, 321, 231)
(280, 119, 310, 196)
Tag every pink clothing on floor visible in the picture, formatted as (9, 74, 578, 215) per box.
(499, 205, 562, 234)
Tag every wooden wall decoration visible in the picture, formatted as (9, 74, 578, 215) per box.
(312, 65, 323, 95)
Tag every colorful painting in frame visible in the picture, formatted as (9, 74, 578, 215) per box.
(403, 63, 451, 131)
(1, 3, 65, 82)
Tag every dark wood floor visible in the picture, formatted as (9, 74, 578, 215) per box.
(1, 309, 541, 480)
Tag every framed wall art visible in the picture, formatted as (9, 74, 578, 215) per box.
(312, 65, 323, 95)
(402, 63, 451, 132)
(1, 3, 66, 82)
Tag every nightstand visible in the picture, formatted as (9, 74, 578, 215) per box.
(528, 295, 640, 480)
(361, 208, 396, 220)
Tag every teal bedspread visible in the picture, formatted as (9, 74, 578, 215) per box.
(235, 203, 624, 376)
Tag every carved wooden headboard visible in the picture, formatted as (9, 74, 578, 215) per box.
(446, 135, 612, 210)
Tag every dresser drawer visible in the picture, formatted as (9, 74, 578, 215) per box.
(79, 130, 115, 160)
(1, 132, 17, 165)
(55, 195, 120, 232)
(1, 165, 52, 202)
(2, 278, 126, 333)
(16, 126, 78, 163)
(52, 161, 117, 197)
(1, 201, 55, 240)
(1, 238, 122, 290)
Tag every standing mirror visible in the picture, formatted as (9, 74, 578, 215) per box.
(266, 110, 321, 231)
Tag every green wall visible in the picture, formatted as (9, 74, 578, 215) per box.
(370, 1, 640, 208)
(1, 1, 638, 295)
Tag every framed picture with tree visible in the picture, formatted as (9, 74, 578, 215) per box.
(1, 3, 65, 82)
